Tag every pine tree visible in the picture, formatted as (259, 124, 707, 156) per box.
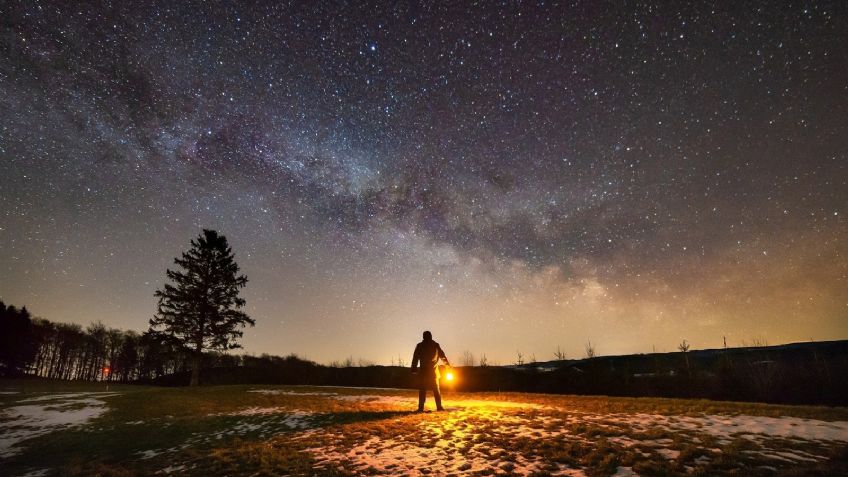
(0, 302, 37, 376)
(149, 229, 253, 386)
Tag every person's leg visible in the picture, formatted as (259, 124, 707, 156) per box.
(433, 378, 444, 410)
(418, 386, 426, 411)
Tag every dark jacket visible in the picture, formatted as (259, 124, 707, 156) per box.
(411, 339, 448, 378)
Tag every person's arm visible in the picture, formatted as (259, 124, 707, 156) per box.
(411, 345, 420, 373)
(438, 345, 450, 367)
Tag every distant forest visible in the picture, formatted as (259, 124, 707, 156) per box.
(0, 300, 257, 382)
(2, 300, 847, 406)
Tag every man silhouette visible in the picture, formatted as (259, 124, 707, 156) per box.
(411, 330, 450, 412)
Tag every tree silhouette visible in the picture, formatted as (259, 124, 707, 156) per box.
(461, 350, 476, 367)
(585, 339, 597, 359)
(0, 302, 37, 376)
(554, 345, 566, 360)
(678, 339, 692, 379)
(149, 229, 253, 386)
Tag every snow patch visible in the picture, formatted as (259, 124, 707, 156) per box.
(612, 467, 640, 477)
(601, 413, 848, 442)
(0, 392, 118, 457)
(18, 469, 50, 477)
(18, 392, 119, 403)
(214, 406, 286, 416)
(331, 394, 412, 406)
(307, 397, 580, 476)
(156, 464, 187, 474)
(191, 410, 315, 445)
(655, 448, 680, 460)
(248, 389, 337, 396)
(308, 434, 567, 476)
(137, 449, 165, 460)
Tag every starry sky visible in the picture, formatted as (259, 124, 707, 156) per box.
(1, 1, 846, 365)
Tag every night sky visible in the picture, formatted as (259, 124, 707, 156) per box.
(2, 1, 846, 365)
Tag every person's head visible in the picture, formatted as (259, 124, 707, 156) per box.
(423, 330, 433, 341)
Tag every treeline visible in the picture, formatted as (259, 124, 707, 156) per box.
(1, 300, 211, 381)
(477, 340, 848, 406)
(0, 303, 38, 375)
(163, 341, 848, 406)
(4, 300, 847, 406)
(0, 300, 317, 383)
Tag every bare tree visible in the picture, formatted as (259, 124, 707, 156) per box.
(479, 353, 488, 367)
(554, 346, 566, 360)
(529, 353, 537, 364)
(584, 339, 596, 359)
(397, 355, 407, 367)
(750, 337, 769, 348)
(678, 339, 691, 378)
(461, 350, 475, 367)
(515, 350, 524, 366)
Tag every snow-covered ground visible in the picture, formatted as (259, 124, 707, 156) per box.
(305, 398, 571, 476)
(209, 407, 314, 429)
(299, 391, 848, 476)
(581, 411, 848, 443)
(0, 392, 119, 458)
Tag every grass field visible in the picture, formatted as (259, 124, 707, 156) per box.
(1, 379, 847, 476)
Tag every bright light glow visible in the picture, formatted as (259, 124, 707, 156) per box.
(445, 372, 454, 381)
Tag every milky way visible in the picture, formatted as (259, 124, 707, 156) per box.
(1, 1, 846, 363)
